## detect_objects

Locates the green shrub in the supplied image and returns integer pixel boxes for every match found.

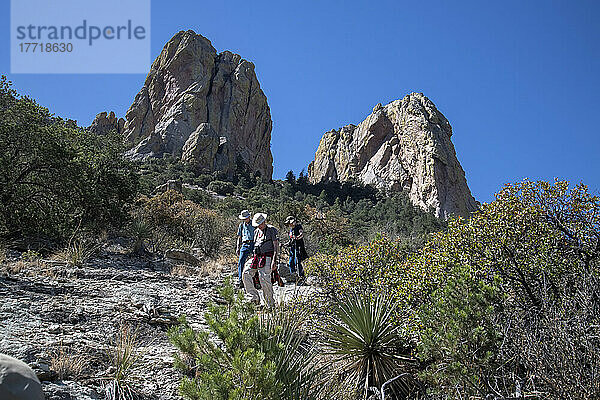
[0,76,138,240]
[207,180,235,196]
[135,190,232,257]
[304,207,354,254]
[137,156,196,195]
[304,236,433,319]
[412,179,600,399]
[21,249,41,262]
[418,265,505,397]
[182,187,214,207]
[167,280,328,400]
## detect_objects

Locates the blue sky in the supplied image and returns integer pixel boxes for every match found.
[2,0,599,203]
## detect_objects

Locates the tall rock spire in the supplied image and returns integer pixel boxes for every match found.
[308,93,477,219]
[122,30,273,179]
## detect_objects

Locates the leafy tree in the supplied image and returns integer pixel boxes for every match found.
[0,76,138,240]
[413,179,600,398]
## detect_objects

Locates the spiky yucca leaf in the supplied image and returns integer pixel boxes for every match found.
[325,292,408,397]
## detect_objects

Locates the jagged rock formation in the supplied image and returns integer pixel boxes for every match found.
[122,30,273,179]
[89,111,125,135]
[308,93,477,219]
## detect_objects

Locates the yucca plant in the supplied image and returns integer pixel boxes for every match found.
[128,217,151,254]
[324,292,414,399]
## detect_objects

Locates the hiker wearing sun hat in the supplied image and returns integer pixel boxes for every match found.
[285,215,308,284]
[242,212,279,307]
[236,209,255,288]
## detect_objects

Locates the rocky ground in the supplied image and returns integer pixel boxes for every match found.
[0,243,315,400]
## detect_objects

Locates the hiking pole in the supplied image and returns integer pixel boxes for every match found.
[380,373,412,400]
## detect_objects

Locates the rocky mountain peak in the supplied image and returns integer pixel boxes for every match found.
[96,30,273,179]
[308,93,477,219]
[89,111,125,135]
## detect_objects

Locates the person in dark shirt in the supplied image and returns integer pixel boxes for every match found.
[242,212,279,307]
[285,216,307,284]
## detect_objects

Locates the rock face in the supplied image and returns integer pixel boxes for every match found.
[308,93,477,219]
[89,111,125,135]
[0,353,44,400]
[123,30,273,179]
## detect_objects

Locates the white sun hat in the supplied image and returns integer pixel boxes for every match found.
[252,212,267,227]
[238,209,251,220]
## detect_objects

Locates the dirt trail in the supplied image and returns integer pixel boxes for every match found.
[0,244,316,400]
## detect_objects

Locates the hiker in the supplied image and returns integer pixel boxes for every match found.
[242,212,279,307]
[236,209,255,288]
[285,216,308,284]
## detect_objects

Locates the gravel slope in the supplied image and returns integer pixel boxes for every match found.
[0,245,315,400]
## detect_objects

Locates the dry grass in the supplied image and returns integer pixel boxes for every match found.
[104,322,147,400]
[3,260,30,275]
[50,343,87,380]
[215,249,238,279]
[169,257,224,278]
[200,259,224,277]
[169,263,197,277]
[216,250,237,266]
[62,238,100,267]
[1,259,62,279]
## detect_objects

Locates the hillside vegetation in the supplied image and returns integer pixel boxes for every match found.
[2,76,599,400]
